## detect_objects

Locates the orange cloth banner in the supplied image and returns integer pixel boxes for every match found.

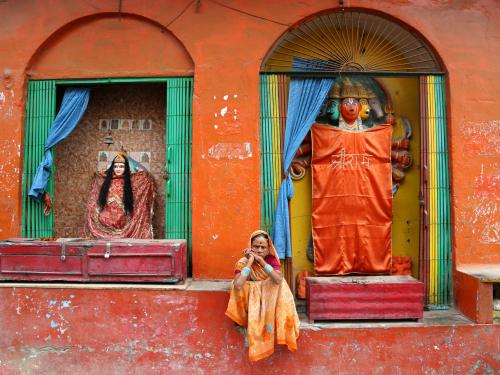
[311,124,392,275]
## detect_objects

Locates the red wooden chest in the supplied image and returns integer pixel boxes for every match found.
[306,275,423,322]
[0,238,187,283]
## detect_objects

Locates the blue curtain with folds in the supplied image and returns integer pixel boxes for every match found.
[29,88,90,201]
[272,78,334,258]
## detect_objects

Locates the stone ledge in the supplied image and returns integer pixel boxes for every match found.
[457,264,500,282]
[300,308,473,330]
[0,281,477,329]
[0,279,232,292]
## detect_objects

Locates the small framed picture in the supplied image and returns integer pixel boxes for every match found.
[110,119,120,130]
[141,119,152,130]
[131,119,141,130]
[98,151,108,162]
[120,119,132,130]
[141,152,150,163]
[99,119,109,130]
[97,151,110,172]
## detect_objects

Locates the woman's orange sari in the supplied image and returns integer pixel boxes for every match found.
[225,230,300,361]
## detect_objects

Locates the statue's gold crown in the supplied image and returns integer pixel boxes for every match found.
[329,81,341,99]
[328,78,377,99]
[114,151,127,163]
[340,77,357,98]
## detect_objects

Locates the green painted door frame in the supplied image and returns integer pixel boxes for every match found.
[22,78,193,270]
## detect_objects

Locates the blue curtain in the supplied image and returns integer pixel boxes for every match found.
[272,78,334,258]
[29,88,90,201]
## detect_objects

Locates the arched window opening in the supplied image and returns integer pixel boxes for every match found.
[262,11,442,74]
[260,10,450,308]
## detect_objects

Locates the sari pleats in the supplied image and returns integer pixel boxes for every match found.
[226,274,299,361]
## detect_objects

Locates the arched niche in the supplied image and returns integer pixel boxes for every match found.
[27,13,194,79]
[22,14,194,254]
[259,9,450,308]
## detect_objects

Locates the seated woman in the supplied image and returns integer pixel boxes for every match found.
[83,152,156,239]
[225,230,300,361]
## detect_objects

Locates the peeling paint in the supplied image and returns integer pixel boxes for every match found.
[207,142,252,160]
[21,346,69,360]
[457,162,499,245]
[461,120,499,156]
[59,301,71,309]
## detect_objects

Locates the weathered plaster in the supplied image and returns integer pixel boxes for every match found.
[0,287,498,374]
[0,1,499,278]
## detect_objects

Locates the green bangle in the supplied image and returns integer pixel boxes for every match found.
[264,264,273,274]
[241,267,250,276]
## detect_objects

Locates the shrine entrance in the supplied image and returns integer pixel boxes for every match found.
[21,77,193,264]
[17,13,195,275]
[259,10,451,308]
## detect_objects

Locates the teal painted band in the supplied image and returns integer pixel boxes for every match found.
[23,80,56,237]
[55,77,193,85]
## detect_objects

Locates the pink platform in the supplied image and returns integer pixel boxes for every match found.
[306,275,424,322]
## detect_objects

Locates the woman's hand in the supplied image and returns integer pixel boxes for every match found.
[247,253,255,266]
[233,252,254,291]
[243,248,253,258]
[252,253,266,266]
[251,251,282,285]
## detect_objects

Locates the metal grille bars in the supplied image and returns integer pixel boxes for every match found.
[262,11,441,74]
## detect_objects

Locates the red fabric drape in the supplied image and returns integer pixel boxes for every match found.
[83,171,155,239]
[311,124,392,275]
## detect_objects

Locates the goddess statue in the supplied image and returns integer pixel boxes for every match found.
[83,151,156,239]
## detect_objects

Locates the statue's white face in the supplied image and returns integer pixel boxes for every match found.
[113,162,125,176]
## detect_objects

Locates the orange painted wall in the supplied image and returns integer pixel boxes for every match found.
[0,287,498,373]
[0,0,498,280]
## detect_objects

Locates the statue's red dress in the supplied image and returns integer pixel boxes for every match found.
[83,170,156,239]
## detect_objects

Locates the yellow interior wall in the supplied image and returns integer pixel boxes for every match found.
[290,77,421,279]
[382,77,421,277]
[290,168,314,276]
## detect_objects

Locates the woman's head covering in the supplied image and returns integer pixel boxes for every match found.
[249,230,280,263]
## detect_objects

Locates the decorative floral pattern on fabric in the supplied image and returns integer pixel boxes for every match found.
[83,171,155,239]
